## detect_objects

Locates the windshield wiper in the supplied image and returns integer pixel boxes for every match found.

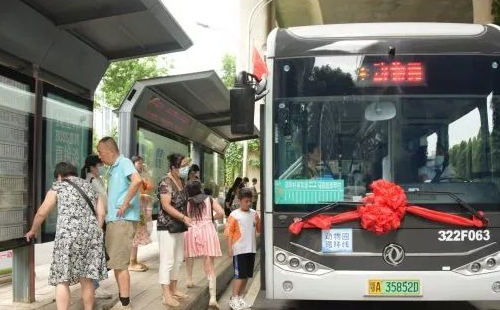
[299,201,359,221]
[406,190,489,225]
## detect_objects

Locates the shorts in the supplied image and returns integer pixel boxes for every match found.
[105,221,137,270]
[233,253,255,279]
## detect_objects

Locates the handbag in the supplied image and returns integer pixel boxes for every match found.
[166,217,188,233]
[164,176,188,234]
[63,178,110,261]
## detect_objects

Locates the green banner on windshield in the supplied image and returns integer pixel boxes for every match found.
[274,179,344,204]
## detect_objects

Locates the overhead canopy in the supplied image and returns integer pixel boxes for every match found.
[1,0,192,92]
[120,70,259,153]
[274,0,473,28]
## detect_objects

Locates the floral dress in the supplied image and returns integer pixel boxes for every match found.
[48,176,107,286]
[133,178,154,246]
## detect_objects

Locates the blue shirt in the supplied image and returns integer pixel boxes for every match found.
[107,155,139,222]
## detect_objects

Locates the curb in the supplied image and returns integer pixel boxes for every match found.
[0,274,12,286]
[180,253,235,310]
[181,234,262,310]
[99,296,119,310]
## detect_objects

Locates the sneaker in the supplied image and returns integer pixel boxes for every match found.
[94,287,112,299]
[237,296,251,309]
[109,301,132,310]
[229,296,243,310]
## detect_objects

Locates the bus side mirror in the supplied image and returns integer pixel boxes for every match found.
[230,84,255,134]
[230,71,268,135]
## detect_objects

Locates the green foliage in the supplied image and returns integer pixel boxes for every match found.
[92,127,118,154]
[0,268,11,276]
[92,131,100,153]
[247,139,260,169]
[472,134,488,174]
[220,54,241,186]
[248,139,260,153]
[108,126,118,140]
[492,0,500,24]
[221,54,236,89]
[224,142,243,186]
[311,64,356,95]
[219,55,260,184]
[491,99,500,172]
[98,57,168,108]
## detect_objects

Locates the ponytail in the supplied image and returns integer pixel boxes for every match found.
[80,165,90,179]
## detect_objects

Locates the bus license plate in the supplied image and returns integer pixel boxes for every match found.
[368,280,421,296]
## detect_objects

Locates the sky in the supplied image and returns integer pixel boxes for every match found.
[161,0,241,76]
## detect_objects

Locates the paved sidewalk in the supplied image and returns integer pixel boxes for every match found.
[0,223,234,310]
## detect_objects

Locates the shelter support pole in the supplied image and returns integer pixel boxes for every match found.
[12,246,35,302]
[472,0,493,23]
[13,67,42,303]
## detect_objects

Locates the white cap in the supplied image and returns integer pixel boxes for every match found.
[420,136,428,146]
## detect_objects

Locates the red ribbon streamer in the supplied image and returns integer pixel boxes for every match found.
[289,179,487,235]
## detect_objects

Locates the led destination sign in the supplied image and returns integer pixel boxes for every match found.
[357,61,425,85]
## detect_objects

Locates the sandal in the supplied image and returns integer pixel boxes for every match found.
[163,295,180,307]
[128,263,148,272]
[173,291,190,299]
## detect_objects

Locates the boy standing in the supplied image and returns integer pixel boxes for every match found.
[225,188,261,310]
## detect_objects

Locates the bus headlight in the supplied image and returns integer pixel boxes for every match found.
[453,250,500,276]
[304,262,316,272]
[289,258,300,268]
[470,262,481,273]
[486,258,496,269]
[276,252,287,264]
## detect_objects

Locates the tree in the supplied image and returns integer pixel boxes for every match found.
[220,54,236,88]
[491,97,500,173]
[97,56,169,109]
[220,54,240,186]
[492,0,500,24]
[247,139,260,169]
[220,54,261,186]
[224,142,243,186]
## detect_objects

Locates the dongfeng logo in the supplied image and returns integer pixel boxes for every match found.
[383,244,405,266]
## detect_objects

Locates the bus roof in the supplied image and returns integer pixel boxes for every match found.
[287,23,485,39]
[267,23,500,58]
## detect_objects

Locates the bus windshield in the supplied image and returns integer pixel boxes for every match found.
[273,54,500,212]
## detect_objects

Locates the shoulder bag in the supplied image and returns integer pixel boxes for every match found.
[163,176,188,234]
[63,179,96,217]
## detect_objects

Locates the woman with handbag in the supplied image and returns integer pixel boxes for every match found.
[157,153,193,307]
[184,179,224,308]
[25,162,107,310]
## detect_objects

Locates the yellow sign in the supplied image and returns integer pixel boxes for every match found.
[368,279,421,296]
[368,280,383,295]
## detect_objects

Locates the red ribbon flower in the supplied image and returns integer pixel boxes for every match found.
[289,179,486,235]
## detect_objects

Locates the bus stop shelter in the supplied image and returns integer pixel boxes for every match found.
[0,0,192,302]
[118,70,259,159]
[116,70,259,207]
